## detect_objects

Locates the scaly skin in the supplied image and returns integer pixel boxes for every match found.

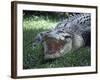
[32,13,91,59]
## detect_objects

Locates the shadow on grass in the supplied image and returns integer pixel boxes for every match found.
[23,28,91,69]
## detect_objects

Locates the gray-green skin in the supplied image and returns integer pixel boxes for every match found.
[32,13,91,59]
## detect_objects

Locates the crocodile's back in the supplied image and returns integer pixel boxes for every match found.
[55,13,91,34]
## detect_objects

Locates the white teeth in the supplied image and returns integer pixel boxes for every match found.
[61,37,64,40]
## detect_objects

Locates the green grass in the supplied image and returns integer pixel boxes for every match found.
[23,14,91,69]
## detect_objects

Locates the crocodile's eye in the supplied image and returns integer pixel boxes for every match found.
[57,30,64,33]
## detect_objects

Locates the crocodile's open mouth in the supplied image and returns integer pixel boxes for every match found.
[43,37,66,59]
[46,38,65,53]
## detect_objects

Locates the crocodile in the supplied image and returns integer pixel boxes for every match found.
[32,13,91,59]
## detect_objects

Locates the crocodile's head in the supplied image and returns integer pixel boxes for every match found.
[43,29,72,59]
